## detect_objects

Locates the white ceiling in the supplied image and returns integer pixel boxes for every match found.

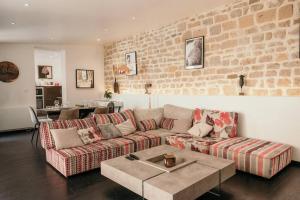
[0,0,233,44]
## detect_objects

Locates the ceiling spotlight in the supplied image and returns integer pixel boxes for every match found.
[96,38,101,42]
[11,22,16,25]
[132,16,136,20]
[24,3,30,7]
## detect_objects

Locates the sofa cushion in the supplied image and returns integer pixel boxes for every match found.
[160,117,175,130]
[210,137,292,178]
[163,104,194,121]
[40,117,99,149]
[94,109,137,128]
[124,132,161,151]
[139,119,157,132]
[77,127,101,144]
[98,124,122,139]
[166,133,224,154]
[194,108,238,138]
[142,129,176,144]
[45,130,164,177]
[115,119,136,136]
[171,119,192,134]
[46,137,136,176]
[134,108,163,130]
[50,128,84,150]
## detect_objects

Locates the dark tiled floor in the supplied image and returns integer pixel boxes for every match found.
[0,131,299,200]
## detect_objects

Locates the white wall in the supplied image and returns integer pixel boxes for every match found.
[0,44,36,130]
[0,43,105,131]
[114,94,300,162]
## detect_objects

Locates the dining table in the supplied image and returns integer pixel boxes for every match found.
[37,106,101,119]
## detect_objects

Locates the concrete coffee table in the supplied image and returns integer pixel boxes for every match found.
[101,145,235,200]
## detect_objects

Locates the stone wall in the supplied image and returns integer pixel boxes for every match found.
[104,0,300,96]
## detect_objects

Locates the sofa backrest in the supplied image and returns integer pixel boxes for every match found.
[194,108,238,138]
[93,109,137,128]
[163,104,194,120]
[40,117,98,149]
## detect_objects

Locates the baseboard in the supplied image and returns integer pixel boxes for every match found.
[0,127,33,134]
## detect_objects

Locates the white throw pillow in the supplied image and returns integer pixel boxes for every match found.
[188,122,213,137]
[115,119,136,136]
[51,128,84,150]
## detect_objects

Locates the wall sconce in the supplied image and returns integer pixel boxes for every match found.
[145,83,152,108]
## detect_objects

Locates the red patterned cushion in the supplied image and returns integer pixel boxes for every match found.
[93,109,137,128]
[40,117,99,149]
[160,117,175,130]
[139,119,157,132]
[194,108,238,138]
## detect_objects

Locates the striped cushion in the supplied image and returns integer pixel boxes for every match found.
[93,109,137,128]
[165,134,224,154]
[46,132,162,177]
[160,117,175,130]
[139,119,157,132]
[46,138,135,177]
[210,137,292,178]
[40,118,99,149]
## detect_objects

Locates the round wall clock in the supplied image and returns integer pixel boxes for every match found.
[0,61,19,83]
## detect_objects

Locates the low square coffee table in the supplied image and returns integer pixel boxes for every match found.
[101,145,235,200]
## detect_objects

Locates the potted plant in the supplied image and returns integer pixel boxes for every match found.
[104,89,113,101]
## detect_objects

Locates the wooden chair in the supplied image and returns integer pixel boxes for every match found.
[28,106,52,146]
[107,101,115,113]
[94,107,108,114]
[58,108,79,120]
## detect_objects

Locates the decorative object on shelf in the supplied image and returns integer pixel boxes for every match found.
[113,78,120,94]
[164,154,176,168]
[38,65,53,79]
[76,69,94,88]
[185,36,204,69]
[0,61,19,83]
[125,51,137,75]
[104,89,113,100]
[112,65,120,94]
[239,74,245,96]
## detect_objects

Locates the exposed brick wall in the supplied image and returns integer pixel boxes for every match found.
[104,0,300,96]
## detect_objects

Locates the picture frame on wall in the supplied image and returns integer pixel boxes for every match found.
[185,36,204,69]
[125,51,137,75]
[76,69,94,88]
[38,65,53,79]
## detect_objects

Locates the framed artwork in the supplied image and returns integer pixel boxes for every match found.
[185,36,204,69]
[38,65,53,79]
[125,51,137,75]
[76,69,94,88]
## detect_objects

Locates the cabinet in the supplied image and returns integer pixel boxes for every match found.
[36,86,62,108]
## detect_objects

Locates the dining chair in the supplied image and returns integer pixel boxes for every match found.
[28,106,52,146]
[58,108,79,120]
[94,107,108,114]
[107,101,115,113]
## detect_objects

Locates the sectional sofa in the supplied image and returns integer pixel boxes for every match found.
[40,104,292,179]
